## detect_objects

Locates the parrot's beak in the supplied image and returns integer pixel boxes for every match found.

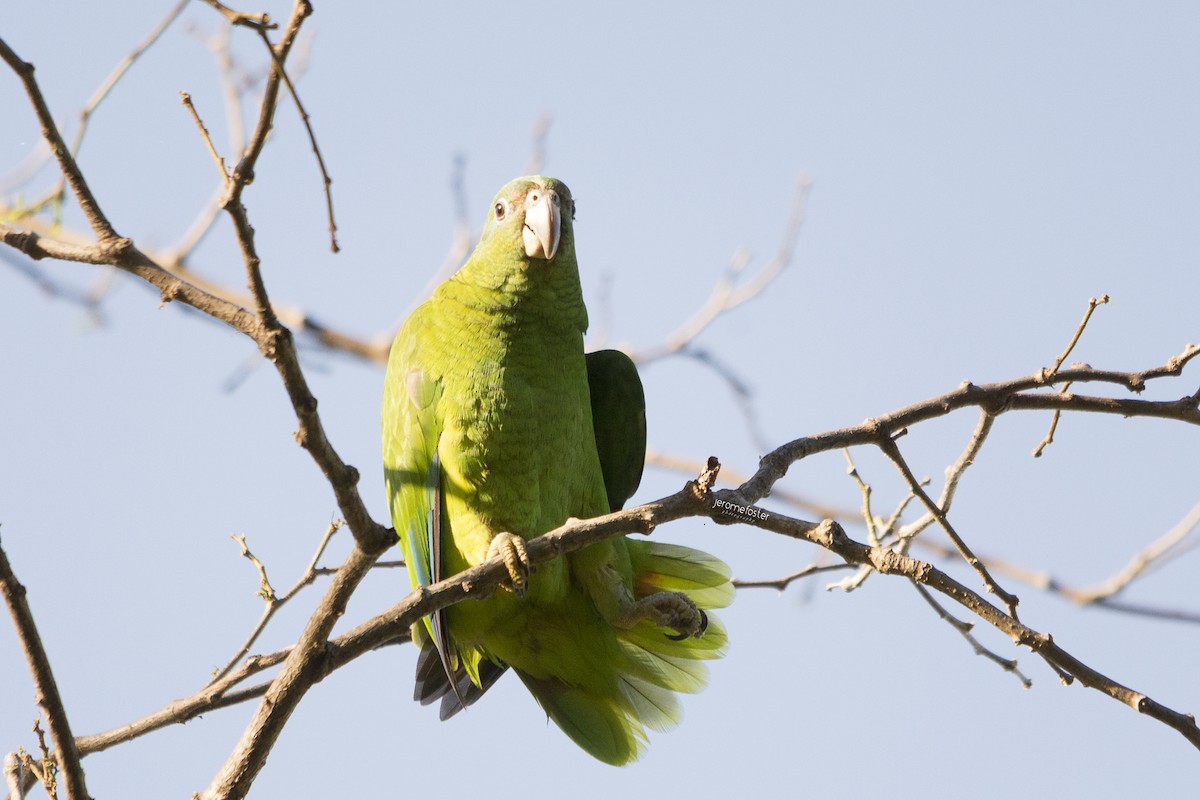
[522,187,561,260]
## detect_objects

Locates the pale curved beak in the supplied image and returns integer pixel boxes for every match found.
[522,187,561,260]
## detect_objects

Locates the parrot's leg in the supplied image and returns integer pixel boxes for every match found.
[613,591,709,640]
[487,532,531,595]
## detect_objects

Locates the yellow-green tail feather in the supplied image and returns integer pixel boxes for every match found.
[518,539,733,765]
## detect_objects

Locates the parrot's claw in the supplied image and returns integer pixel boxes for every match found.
[664,609,708,641]
[488,532,531,596]
[615,591,708,640]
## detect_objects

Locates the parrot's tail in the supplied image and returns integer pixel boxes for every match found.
[516,540,733,765]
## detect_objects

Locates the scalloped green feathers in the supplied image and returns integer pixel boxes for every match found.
[382,176,732,765]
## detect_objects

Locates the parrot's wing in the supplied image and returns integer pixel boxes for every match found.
[586,349,647,511]
[382,345,464,707]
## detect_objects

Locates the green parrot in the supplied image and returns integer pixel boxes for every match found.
[382,175,732,765]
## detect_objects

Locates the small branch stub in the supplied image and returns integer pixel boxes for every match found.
[693,456,721,498]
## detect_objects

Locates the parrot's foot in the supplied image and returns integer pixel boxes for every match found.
[614,591,708,640]
[487,532,531,596]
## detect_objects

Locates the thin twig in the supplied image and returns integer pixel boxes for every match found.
[2,0,189,207]
[829,411,995,594]
[878,436,1021,620]
[1071,499,1200,603]
[913,500,1200,620]
[1048,295,1110,377]
[253,26,338,252]
[737,347,1200,510]
[180,92,232,183]
[199,0,277,31]
[733,563,852,591]
[632,176,812,363]
[163,25,251,265]
[913,583,1032,688]
[1033,295,1110,457]
[28,723,55,800]
[826,468,927,594]
[843,449,879,546]
[66,0,191,175]
[1030,408,1064,458]
[209,521,343,684]
[200,544,381,799]
[895,409,996,549]
[231,534,276,601]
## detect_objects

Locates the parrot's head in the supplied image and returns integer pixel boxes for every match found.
[456,175,587,331]
[479,175,576,267]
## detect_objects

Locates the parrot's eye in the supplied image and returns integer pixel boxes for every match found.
[570,200,576,220]
[494,202,507,221]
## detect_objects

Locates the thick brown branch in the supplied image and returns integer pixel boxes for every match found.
[0,540,89,800]
[198,542,379,800]
[0,38,119,243]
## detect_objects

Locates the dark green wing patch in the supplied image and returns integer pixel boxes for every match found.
[585,349,647,512]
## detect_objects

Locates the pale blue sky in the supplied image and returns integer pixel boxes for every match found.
[2,2,1198,797]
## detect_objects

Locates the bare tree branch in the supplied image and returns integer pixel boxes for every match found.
[0,38,121,244]
[914,499,1200,623]
[825,448,927,592]
[879,436,1021,619]
[0,539,88,800]
[0,0,190,208]
[912,582,1032,688]
[733,563,852,590]
[251,23,338,252]
[629,175,812,364]
[645,448,856,521]
[210,520,344,684]
[737,348,1200,506]
[198,543,381,799]
[1070,499,1200,604]
[1033,294,1111,457]
[180,91,233,184]
[198,0,277,32]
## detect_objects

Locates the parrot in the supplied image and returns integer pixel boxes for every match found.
[381,175,733,765]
